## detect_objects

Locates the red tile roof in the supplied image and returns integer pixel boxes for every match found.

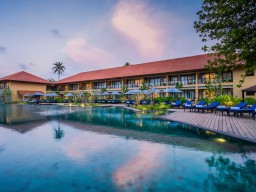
[0,71,49,84]
[56,54,214,84]
[17,90,44,95]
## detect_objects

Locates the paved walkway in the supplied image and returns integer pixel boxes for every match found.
[162,109,256,143]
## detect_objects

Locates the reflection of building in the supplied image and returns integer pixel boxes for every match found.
[54,54,256,101]
[0,71,49,101]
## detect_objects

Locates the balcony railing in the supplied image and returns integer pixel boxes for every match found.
[169,80,196,85]
[68,87,78,91]
[146,82,166,87]
[92,86,106,89]
[106,85,121,89]
[125,84,141,88]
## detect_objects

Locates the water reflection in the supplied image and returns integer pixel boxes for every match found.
[205,155,256,191]
[0,105,256,191]
[54,122,64,141]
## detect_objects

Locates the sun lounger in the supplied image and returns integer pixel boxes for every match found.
[184,101,206,111]
[196,102,220,113]
[182,101,192,108]
[171,100,182,108]
[229,104,256,117]
[215,102,248,115]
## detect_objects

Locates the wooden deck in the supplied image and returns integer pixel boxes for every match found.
[162,109,256,143]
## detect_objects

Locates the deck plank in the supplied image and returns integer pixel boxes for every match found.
[164,109,256,143]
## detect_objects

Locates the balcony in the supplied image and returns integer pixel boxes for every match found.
[106,85,121,89]
[147,82,166,87]
[125,84,141,88]
[92,86,106,89]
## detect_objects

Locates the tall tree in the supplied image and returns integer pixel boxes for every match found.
[194,0,256,74]
[52,62,66,80]
[124,62,131,66]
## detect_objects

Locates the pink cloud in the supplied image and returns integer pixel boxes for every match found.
[63,38,113,68]
[113,143,165,188]
[112,0,167,58]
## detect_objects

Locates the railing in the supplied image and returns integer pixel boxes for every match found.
[106,85,121,89]
[146,82,166,87]
[125,84,141,88]
[169,80,196,85]
[68,87,78,91]
[92,86,106,89]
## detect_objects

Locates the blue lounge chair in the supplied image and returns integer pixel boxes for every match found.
[229,104,256,117]
[165,100,170,105]
[184,101,206,112]
[171,100,182,108]
[215,102,248,115]
[182,101,192,108]
[196,102,220,113]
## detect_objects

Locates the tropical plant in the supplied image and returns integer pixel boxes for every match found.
[140,81,149,91]
[175,82,183,89]
[3,88,12,103]
[205,74,223,98]
[100,87,107,94]
[194,0,256,75]
[52,62,66,80]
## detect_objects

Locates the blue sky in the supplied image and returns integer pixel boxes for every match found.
[0,0,204,80]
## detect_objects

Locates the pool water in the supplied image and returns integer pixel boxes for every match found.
[0,104,255,192]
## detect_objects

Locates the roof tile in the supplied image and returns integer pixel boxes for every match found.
[56,54,214,84]
[0,71,49,84]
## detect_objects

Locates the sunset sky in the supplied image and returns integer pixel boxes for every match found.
[0,0,204,80]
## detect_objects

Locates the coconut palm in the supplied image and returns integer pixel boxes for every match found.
[52,62,66,80]
[124,62,131,66]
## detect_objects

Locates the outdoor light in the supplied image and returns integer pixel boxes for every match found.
[215,138,226,143]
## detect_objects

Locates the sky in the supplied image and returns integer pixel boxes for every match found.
[0,0,204,80]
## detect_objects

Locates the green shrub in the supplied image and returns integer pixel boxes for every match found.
[55,97,65,103]
[244,98,256,105]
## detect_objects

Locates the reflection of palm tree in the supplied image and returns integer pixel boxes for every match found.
[54,122,64,140]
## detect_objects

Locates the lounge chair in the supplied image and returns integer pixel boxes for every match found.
[215,102,248,115]
[229,104,256,117]
[196,102,220,113]
[184,101,206,112]
[182,101,192,108]
[171,100,182,108]
[165,100,170,105]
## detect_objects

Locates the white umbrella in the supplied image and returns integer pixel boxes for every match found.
[163,88,183,93]
[111,91,121,95]
[124,89,142,95]
[65,93,74,97]
[51,93,59,97]
[101,92,111,96]
[44,93,53,97]
[33,92,44,96]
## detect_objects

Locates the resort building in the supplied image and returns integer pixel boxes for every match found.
[1,54,255,102]
[0,71,49,101]
[54,54,256,101]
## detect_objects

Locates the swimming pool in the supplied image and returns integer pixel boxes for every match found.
[0,104,255,191]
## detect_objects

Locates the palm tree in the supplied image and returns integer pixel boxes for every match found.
[124,62,131,66]
[52,62,66,80]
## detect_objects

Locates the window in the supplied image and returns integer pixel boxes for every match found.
[181,90,195,99]
[95,82,106,89]
[222,72,233,82]
[180,74,196,85]
[148,77,166,86]
[126,79,141,88]
[169,76,179,85]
